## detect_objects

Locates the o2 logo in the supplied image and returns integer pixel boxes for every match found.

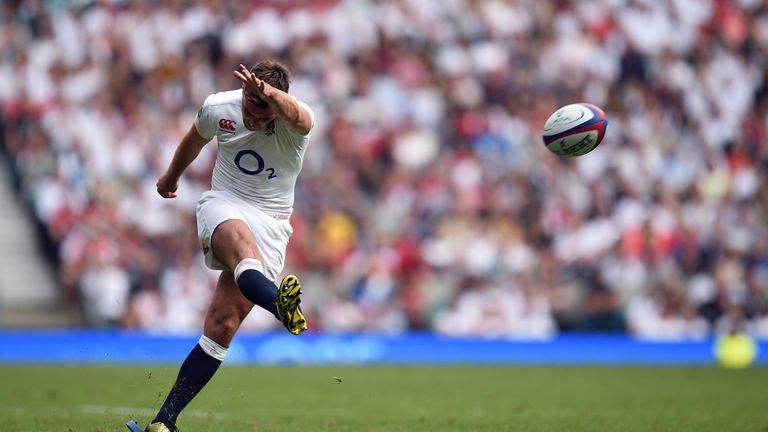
[234,150,277,179]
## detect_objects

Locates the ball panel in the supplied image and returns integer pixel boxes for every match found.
[580,103,606,119]
[542,104,595,136]
[543,118,604,145]
[545,124,604,157]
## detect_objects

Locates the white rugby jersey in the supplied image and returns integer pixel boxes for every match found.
[194,89,313,215]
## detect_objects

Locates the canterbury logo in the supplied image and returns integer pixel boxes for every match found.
[218,119,236,134]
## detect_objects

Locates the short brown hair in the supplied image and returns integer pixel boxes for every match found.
[249,60,291,93]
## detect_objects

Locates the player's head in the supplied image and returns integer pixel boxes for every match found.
[241,60,291,131]
[250,60,291,93]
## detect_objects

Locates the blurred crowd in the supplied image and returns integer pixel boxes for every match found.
[1,0,767,340]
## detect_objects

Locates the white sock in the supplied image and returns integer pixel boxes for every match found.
[198,335,228,361]
[234,258,264,281]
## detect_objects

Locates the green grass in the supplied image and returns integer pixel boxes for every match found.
[0,365,766,431]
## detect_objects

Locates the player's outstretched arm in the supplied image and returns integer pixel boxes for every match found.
[233,64,312,135]
[157,124,210,199]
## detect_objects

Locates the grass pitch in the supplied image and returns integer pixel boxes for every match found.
[0,365,766,431]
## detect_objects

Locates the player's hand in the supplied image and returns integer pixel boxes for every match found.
[156,173,178,199]
[233,64,273,99]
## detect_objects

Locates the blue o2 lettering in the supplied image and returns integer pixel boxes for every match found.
[234,150,276,178]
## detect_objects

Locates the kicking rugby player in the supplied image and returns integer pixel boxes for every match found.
[129,60,313,432]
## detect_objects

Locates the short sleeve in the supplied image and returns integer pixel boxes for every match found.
[297,99,315,134]
[276,97,314,138]
[193,95,217,140]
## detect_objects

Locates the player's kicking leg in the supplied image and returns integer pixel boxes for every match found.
[213,219,307,335]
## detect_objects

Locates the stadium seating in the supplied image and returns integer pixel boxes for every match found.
[0,0,766,339]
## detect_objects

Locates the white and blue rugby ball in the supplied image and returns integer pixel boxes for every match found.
[542,103,608,157]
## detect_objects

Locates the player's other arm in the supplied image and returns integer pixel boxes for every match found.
[234,64,313,135]
[157,125,210,198]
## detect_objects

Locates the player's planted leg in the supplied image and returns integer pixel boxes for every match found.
[150,336,227,431]
[143,274,250,431]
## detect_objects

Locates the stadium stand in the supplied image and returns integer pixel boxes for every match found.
[0,162,78,326]
[0,0,766,339]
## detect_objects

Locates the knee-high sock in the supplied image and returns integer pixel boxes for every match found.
[234,258,278,318]
[153,336,227,427]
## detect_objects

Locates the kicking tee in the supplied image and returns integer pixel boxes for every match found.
[194,89,313,215]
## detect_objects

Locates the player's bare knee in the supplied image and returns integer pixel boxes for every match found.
[205,312,240,344]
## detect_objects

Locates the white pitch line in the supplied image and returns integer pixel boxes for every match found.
[0,404,229,420]
[0,406,73,417]
[80,404,230,420]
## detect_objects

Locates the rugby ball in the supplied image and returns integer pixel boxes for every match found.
[542,103,608,157]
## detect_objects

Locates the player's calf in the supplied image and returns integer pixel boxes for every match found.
[234,258,280,317]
